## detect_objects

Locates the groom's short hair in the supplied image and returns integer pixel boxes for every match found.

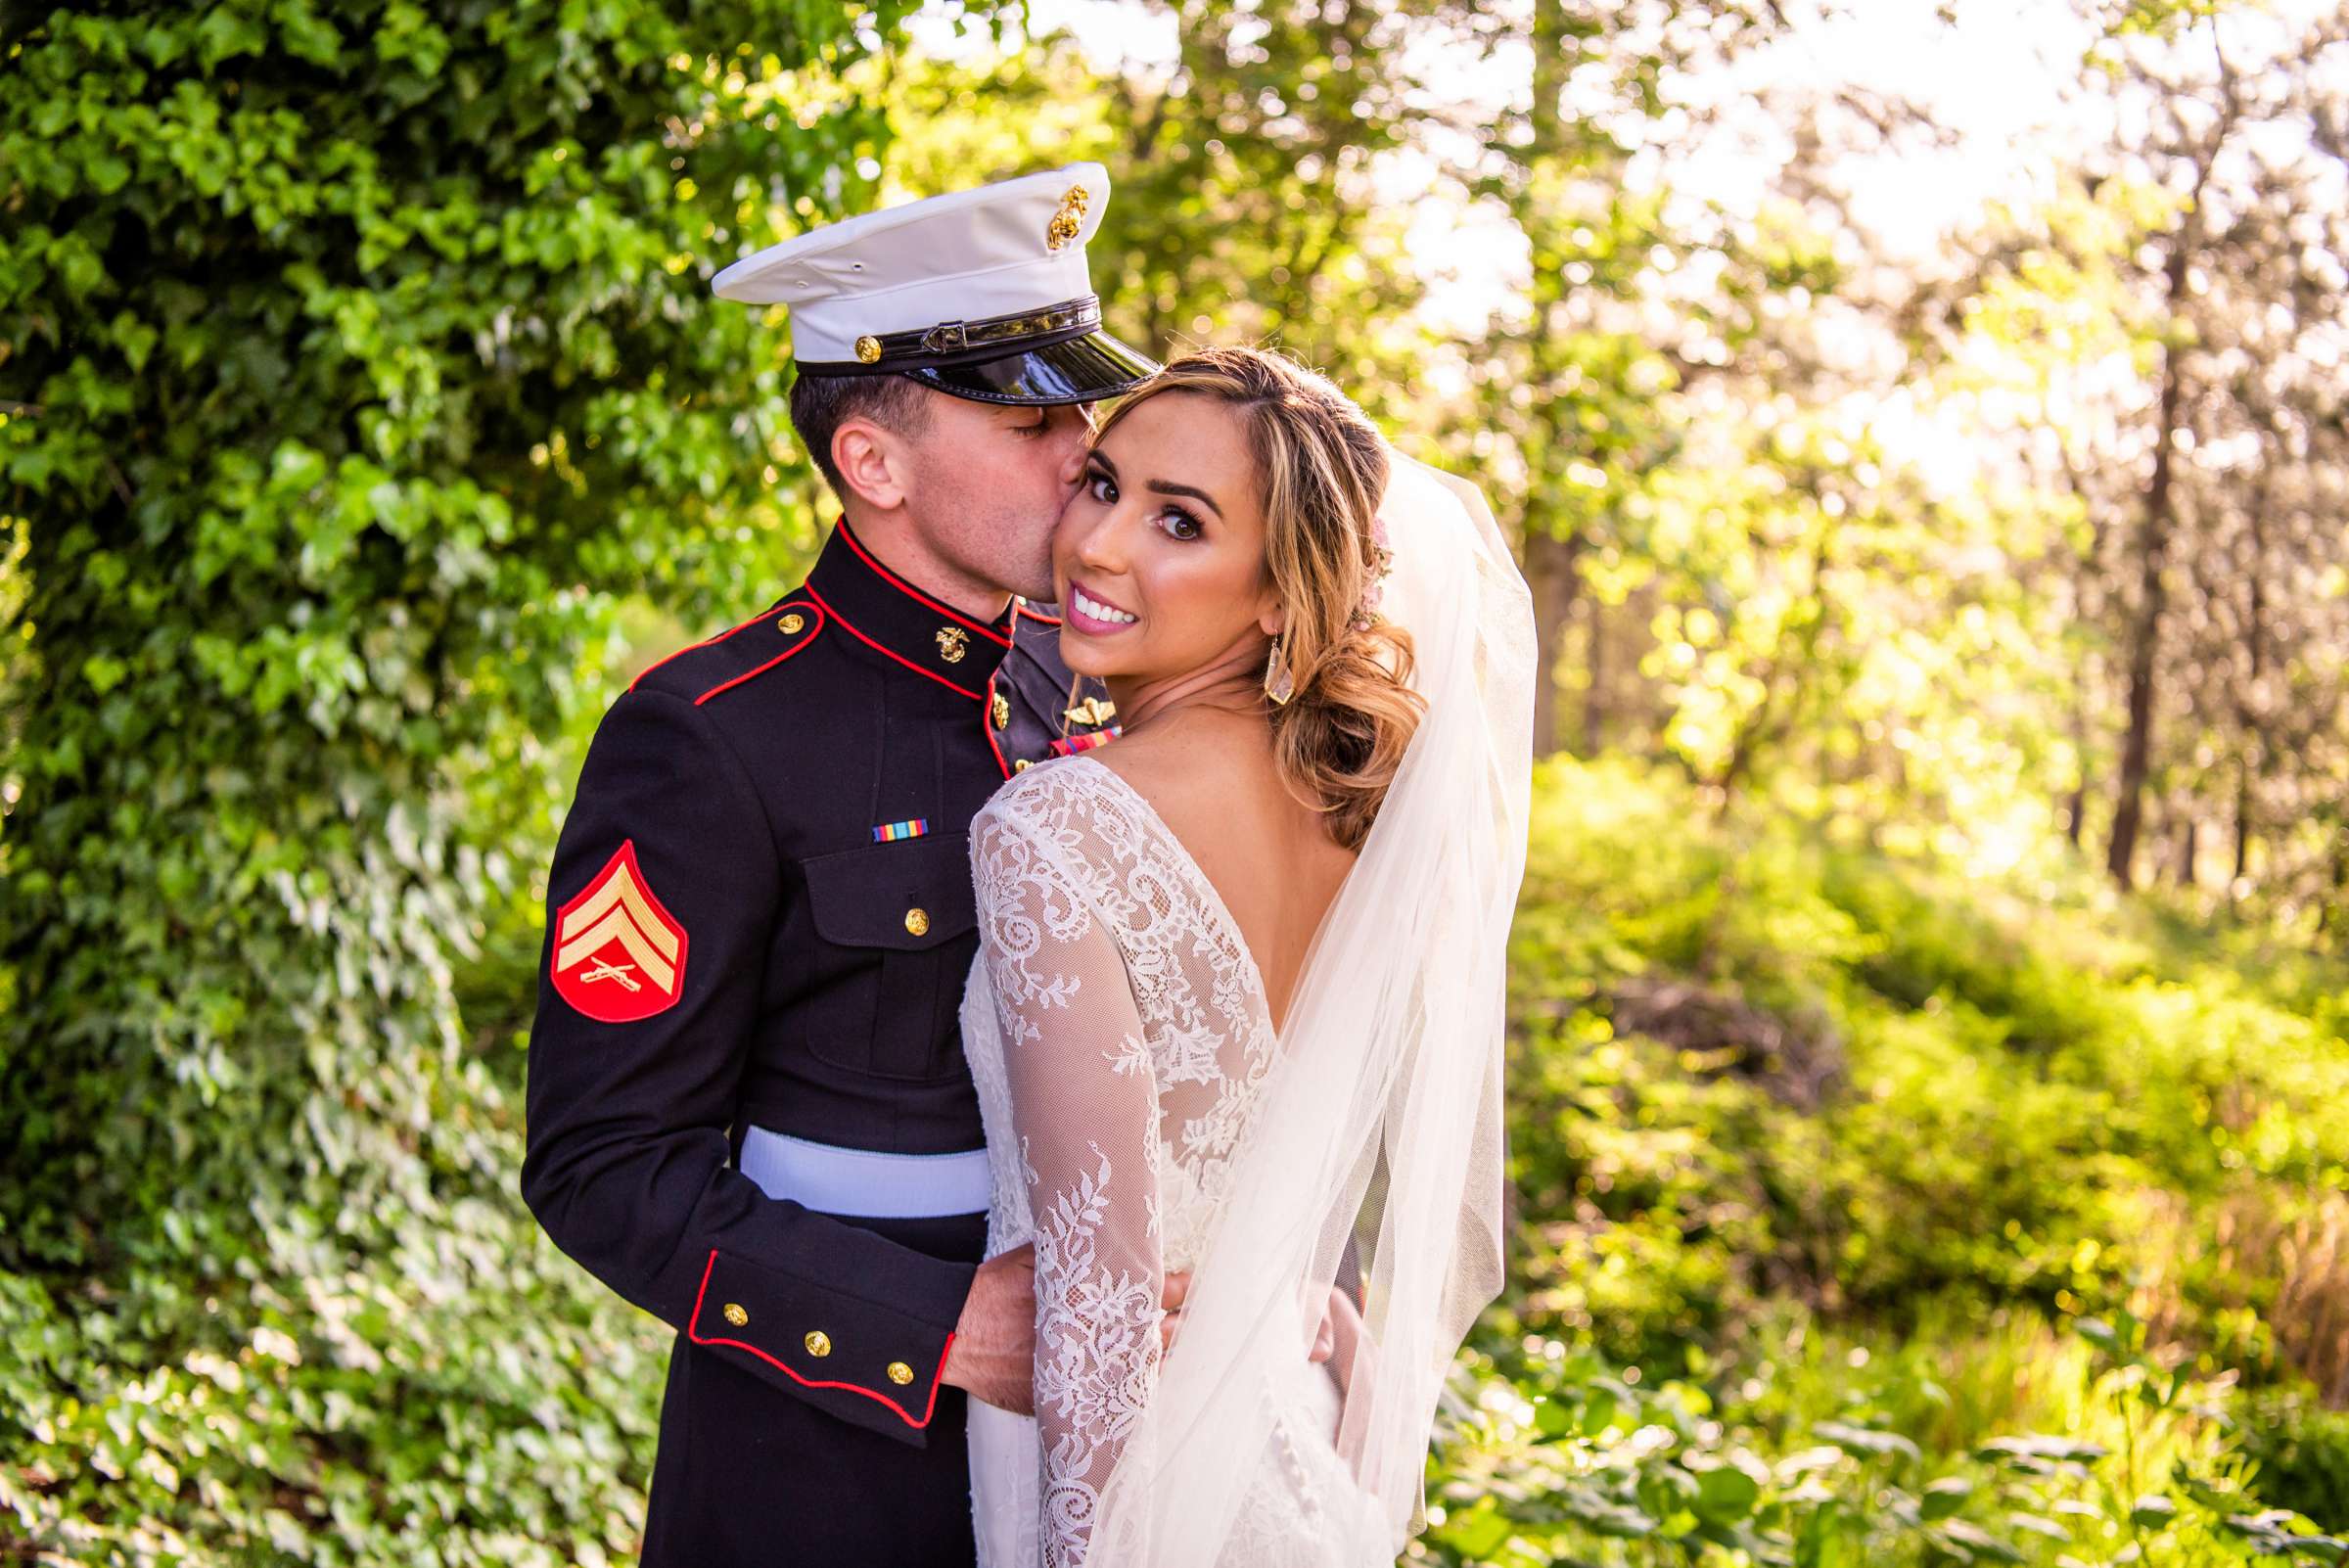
[788,370,934,499]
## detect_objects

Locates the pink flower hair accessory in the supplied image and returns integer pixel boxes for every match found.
[1351,513,1396,632]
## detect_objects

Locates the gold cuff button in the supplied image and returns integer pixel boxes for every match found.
[778,612,806,634]
[804,1330,832,1358]
[887,1360,915,1386]
[721,1302,749,1327]
[903,907,931,938]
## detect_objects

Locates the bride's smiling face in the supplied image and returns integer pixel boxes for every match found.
[1052,392,1283,683]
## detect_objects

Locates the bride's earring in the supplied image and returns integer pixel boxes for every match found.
[1263,635,1296,707]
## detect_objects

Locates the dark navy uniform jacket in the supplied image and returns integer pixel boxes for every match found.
[521,518,1112,1566]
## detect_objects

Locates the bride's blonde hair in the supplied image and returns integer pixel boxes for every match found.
[1094,346,1424,852]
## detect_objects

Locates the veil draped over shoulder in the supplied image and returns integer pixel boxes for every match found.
[1087,453,1536,1563]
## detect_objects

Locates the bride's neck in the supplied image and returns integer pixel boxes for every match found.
[1105,640,1268,735]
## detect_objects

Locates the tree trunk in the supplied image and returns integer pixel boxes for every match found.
[2234,471,2270,889]
[2106,239,2191,889]
[1525,529,1579,758]
[1582,591,1607,756]
[2064,691,2091,848]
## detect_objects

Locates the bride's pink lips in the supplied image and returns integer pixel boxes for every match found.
[1064,578,1139,636]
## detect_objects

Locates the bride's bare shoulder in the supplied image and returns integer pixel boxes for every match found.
[1083,725,1226,821]
[1084,720,1307,857]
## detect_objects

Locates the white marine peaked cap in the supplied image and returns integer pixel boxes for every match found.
[712,161,1159,405]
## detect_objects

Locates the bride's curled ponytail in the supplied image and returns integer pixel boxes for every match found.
[1098,346,1424,851]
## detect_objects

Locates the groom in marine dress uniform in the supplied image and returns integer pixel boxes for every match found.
[520,165,1159,1565]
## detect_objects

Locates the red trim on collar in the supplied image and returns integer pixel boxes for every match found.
[687,1250,953,1430]
[835,519,1013,648]
[628,602,794,694]
[694,598,825,706]
[803,583,987,701]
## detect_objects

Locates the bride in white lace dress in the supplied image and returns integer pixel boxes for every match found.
[960,347,1533,1567]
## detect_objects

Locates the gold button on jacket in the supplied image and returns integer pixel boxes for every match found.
[886,1360,915,1385]
[804,1329,832,1358]
[721,1302,749,1327]
[903,907,930,937]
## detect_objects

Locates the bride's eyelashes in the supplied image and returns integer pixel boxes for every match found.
[1155,504,1204,542]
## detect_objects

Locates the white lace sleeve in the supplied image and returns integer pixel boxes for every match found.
[972,793,1163,1568]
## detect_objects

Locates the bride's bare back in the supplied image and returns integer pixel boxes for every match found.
[1091,708,1358,1035]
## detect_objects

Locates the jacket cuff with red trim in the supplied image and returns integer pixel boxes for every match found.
[685,1248,967,1448]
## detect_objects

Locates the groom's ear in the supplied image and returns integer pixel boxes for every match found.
[832,420,910,512]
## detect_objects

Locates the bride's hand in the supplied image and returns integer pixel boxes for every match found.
[945,1242,1036,1414]
[1313,1284,1365,1395]
[1158,1268,1190,1353]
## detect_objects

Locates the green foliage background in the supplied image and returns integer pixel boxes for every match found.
[3,2,2346,1566]
[0,3,949,1560]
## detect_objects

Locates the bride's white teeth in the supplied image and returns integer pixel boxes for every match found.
[1075,589,1136,625]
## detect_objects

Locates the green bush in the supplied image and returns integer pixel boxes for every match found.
[2244,1391,2349,1534]
[0,4,983,1560]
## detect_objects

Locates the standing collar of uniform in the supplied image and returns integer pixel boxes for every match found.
[802,517,1017,701]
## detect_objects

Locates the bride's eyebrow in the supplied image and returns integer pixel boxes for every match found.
[1147,479,1223,519]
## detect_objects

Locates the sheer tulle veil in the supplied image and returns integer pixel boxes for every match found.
[1087,452,1536,1563]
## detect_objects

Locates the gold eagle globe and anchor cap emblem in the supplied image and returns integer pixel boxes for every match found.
[1044,184,1089,252]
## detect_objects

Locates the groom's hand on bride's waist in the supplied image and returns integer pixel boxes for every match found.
[944,1243,1042,1415]
[945,1244,1199,1413]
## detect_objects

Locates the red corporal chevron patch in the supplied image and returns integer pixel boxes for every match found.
[550,840,689,1023]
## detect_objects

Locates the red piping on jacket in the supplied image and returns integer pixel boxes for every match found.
[686,1250,954,1430]
[629,603,793,694]
[803,583,987,702]
[1015,600,1063,627]
[694,599,825,706]
[834,519,1013,648]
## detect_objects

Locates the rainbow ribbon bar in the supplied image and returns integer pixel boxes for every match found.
[872,818,931,843]
[1050,727,1122,759]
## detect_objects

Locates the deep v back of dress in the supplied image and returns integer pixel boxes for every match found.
[960,754,1358,1568]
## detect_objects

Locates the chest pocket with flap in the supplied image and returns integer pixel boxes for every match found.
[797,833,978,1081]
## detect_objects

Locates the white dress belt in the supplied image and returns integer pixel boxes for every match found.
[737,1125,992,1219]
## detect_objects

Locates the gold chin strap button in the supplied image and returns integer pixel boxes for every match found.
[722,1303,749,1327]
[804,1330,832,1358]
[886,1360,915,1386]
[903,907,931,938]
[778,612,806,635]
[854,335,882,364]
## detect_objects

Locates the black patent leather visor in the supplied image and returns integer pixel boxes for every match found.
[909,329,1161,406]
